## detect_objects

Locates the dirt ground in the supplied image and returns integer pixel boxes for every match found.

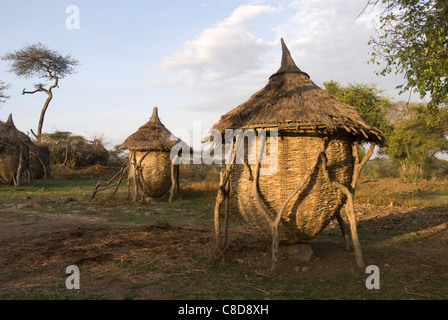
[1,197,447,299]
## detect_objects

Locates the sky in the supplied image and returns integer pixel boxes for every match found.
[0,0,421,150]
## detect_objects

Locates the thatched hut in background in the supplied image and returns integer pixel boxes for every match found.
[41,131,109,168]
[119,107,186,202]
[0,114,40,186]
[212,39,385,273]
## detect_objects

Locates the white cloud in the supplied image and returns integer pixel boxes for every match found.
[152,0,410,121]
[272,0,407,99]
[160,4,277,85]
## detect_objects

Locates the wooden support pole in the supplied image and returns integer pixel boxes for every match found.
[321,142,375,267]
[252,135,327,275]
[16,149,23,187]
[176,163,181,201]
[335,205,351,251]
[169,154,180,203]
[214,139,237,250]
[214,166,234,249]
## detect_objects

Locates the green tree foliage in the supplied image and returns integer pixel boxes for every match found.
[2,43,78,142]
[323,80,393,137]
[387,105,448,178]
[367,0,448,113]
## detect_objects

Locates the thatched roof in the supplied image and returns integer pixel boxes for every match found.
[0,114,37,151]
[119,107,186,151]
[212,38,385,145]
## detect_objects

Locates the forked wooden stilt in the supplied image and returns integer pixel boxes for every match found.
[320,142,375,268]
[252,135,327,275]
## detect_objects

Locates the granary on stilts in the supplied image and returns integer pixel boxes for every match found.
[212,39,385,274]
[118,107,186,202]
[0,114,40,186]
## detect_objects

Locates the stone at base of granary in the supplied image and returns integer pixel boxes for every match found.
[280,243,314,261]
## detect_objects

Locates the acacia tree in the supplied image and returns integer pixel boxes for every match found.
[2,43,78,143]
[366,0,448,113]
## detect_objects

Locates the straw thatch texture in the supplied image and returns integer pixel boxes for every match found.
[212,40,384,146]
[120,107,181,152]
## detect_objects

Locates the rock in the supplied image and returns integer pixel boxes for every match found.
[301,267,310,272]
[279,243,314,262]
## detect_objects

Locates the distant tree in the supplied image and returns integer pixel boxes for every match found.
[366,0,448,114]
[2,43,78,143]
[0,80,10,107]
[387,105,448,178]
[385,100,425,125]
[323,80,393,137]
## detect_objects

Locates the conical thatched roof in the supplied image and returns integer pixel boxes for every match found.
[0,114,37,151]
[212,38,385,145]
[119,107,185,151]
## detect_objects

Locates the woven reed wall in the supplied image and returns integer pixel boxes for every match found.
[230,132,354,244]
[0,147,19,185]
[129,150,172,199]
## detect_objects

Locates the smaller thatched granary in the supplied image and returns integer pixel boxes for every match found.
[0,114,39,186]
[119,107,186,202]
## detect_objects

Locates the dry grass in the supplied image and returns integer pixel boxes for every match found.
[0,163,447,300]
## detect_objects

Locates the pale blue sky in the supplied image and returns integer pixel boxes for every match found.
[0,0,419,148]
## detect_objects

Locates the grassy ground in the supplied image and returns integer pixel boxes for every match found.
[0,164,447,300]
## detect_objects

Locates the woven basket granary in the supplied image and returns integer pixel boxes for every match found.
[119,107,186,200]
[128,150,172,199]
[231,133,354,244]
[212,39,385,247]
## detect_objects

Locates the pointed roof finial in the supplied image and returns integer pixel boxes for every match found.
[270,38,309,79]
[6,113,14,127]
[149,106,162,124]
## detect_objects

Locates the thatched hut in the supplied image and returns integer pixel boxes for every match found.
[119,107,186,202]
[212,39,385,273]
[0,114,39,186]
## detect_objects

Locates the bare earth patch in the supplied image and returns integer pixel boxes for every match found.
[0,191,447,299]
